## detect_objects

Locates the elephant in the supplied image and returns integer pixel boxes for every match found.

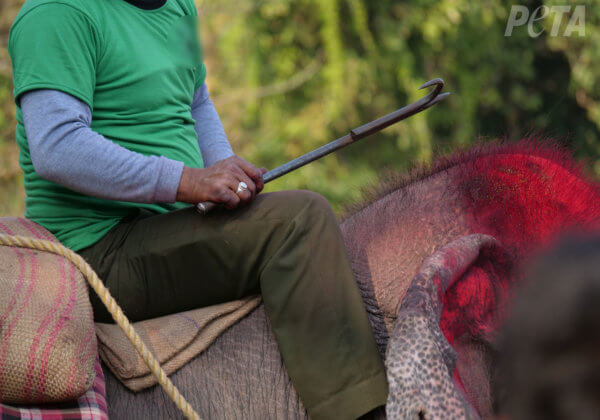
[102,140,600,419]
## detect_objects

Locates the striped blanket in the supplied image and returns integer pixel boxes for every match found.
[0,357,108,420]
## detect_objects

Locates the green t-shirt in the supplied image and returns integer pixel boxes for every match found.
[9,0,206,251]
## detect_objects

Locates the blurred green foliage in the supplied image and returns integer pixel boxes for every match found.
[0,0,598,216]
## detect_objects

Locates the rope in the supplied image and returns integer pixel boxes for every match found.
[0,233,201,420]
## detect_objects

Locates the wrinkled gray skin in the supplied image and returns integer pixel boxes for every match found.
[104,307,307,419]
[103,164,474,420]
[103,301,386,420]
[103,306,385,420]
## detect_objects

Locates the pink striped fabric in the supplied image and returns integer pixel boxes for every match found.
[0,356,108,420]
[0,218,97,405]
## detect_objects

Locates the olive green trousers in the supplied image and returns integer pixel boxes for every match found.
[80,190,388,420]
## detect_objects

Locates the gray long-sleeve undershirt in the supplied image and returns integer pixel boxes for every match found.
[20,83,233,203]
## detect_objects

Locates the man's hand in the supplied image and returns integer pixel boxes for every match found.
[176,156,267,209]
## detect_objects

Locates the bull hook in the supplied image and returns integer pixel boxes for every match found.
[197,78,450,213]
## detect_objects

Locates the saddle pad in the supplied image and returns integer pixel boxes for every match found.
[95,295,261,391]
[0,218,97,404]
[0,356,108,420]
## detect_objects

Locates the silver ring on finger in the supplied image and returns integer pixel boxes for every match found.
[236,181,249,195]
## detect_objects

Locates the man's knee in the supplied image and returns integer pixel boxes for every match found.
[264,190,334,221]
[295,190,333,213]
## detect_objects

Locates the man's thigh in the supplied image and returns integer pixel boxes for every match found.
[84,191,307,322]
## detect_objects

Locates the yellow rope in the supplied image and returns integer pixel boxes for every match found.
[0,233,201,420]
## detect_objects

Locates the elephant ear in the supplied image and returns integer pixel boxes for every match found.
[385,234,513,420]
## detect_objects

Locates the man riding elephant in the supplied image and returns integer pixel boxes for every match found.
[8,0,389,418]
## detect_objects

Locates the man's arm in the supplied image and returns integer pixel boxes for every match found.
[21,89,184,203]
[21,88,264,208]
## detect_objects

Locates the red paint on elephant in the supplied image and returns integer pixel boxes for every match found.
[434,141,600,408]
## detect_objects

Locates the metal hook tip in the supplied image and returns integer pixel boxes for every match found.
[433,91,451,101]
[422,91,451,109]
[418,78,445,90]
